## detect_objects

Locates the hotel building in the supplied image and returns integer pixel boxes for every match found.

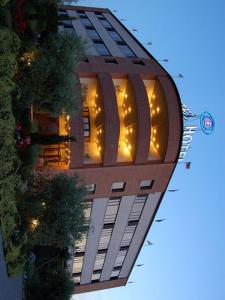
[39,5,183,294]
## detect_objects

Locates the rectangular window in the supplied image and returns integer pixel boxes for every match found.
[118,44,136,58]
[104,198,120,223]
[120,225,136,247]
[111,269,120,278]
[91,272,101,281]
[94,41,111,56]
[80,18,92,27]
[133,59,145,65]
[108,30,123,42]
[114,250,127,267]
[111,182,126,192]
[140,179,154,190]
[94,253,106,270]
[98,228,113,250]
[104,58,118,64]
[73,255,84,273]
[86,184,96,194]
[77,11,86,18]
[100,19,112,29]
[86,29,101,41]
[128,195,146,221]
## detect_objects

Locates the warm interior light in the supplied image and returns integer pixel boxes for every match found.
[99,146,102,151]
[125,138,128,142]
[100,128,102,134]
[98,107,101,112]
[150,103,153,108]
[152,94,155,99]
[126,128,129,134]
[125,93,128,98]
[128,107,131,112]
[129,128,133,133]
[153,137,155,142]
[128,144,132,150]
[125,110,127,115]
[152,110,155,115]
[157,107,160,112]
[156,144,159,149]
[153,128,157,134]
[96,94,98,98]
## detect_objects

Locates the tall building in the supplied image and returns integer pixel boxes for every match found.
[41,5,183,294]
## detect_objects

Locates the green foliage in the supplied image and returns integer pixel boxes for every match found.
[26,264,74,300]
[19,32,85,115]
[18,173,87,248]
[30,133,76,145]
[0,26,21,54]
[0,0,10,7]
[0,27,26,277]
[19,145,43,180]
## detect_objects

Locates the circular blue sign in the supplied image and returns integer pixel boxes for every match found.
[200,112,215,135]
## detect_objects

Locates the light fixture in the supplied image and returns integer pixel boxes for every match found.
[128,107,131,112]
[128,144,132,150]
[125,93,128,98]
[98,107,101,112]
[156,144,159,149]
[129,128,133,133]
[157,107,160,113]
[100,128,102,134]
[125,110,127,115]
[99,146,102,151]
[150,103,153,108]
[153,137,155,142]
[153,128,157,134]
[152,94,155,99]
[126,128,129,134]
[152,110,155,115]
[96,94,98,98]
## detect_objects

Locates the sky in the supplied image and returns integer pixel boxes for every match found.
[72,1,225,299]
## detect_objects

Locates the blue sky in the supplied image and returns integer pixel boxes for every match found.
[73,1,225,299]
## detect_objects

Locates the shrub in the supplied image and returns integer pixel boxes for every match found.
[19,32,85,115]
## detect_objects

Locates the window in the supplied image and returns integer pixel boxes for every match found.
[111,269,120,278]
[133,59,145,65]
[80,18,92,27]
[129,195,146,221]
[94,253,106,270]
[63,20,73,27]
[98,227,113,250]
[140,179,154,190]
[86,184,96,194]
[108,30,123,42]
[77,11,86,18]
[73,255,84,273]
[94,41,111,56]
[86,29,101,41]
[83,107,90,141]
[118,44,136,58]
[114,250,127,267]
[104,198,120,223]
[91,272,101,281]
[105,58,118,64]
[120,225,136,247]
[100,19,112,29]
[111,182,126,192]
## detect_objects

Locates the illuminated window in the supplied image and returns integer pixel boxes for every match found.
[140,179,154,190]
[111,182,126,192]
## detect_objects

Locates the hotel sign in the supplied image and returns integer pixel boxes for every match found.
[179,104,197,161]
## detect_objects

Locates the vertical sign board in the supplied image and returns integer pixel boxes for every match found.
[179,104,197,161]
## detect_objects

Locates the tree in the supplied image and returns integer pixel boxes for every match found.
[30,133,76,145]
[26,263,75,300]
[19,32,85,115]
[18,173,87,248]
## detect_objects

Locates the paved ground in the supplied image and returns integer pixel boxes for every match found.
[0,233,23,300]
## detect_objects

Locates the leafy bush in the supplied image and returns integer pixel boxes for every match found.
[18,173,87,248]
[0,0,10,7]
[19,32,85,115]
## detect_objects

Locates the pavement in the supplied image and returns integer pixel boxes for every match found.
[0,233,23,300]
